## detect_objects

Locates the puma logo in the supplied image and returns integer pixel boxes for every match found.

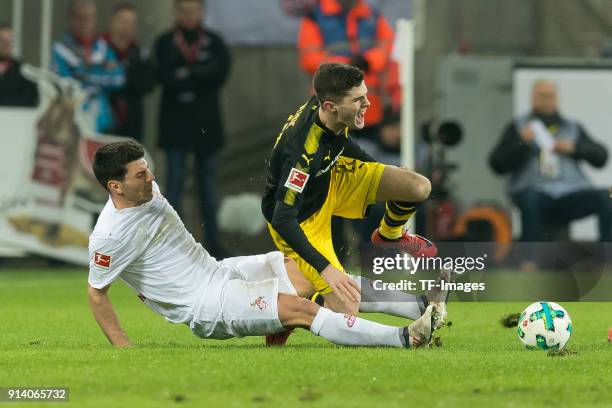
[302,154,314,166]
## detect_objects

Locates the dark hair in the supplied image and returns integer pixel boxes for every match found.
[93,141,145,191]
[112,2,137,16]
[68,0,95,16]
[0,23,11,31]
[313,63,364,104]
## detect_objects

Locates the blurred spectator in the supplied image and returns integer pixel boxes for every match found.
[297,0,396,254]
[52,0,125,133]
[155,0,231,258]
[490,79,611,243]
[297,0,394,143]
[103,3,155,141]
[280,0,317,17]
[377,107,401,163]
[0,24,38,107]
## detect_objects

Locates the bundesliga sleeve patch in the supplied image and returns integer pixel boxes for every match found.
[284,167,310,193]
[94,252,112,268]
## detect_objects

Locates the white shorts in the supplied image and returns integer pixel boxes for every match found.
[190,251,298,340]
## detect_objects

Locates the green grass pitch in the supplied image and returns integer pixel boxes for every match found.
[2,269,612,408]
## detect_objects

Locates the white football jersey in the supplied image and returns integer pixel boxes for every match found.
[88,182,219,324]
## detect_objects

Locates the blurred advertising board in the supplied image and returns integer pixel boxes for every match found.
[0,66,152,265]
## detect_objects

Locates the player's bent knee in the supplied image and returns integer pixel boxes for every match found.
[403,173,431,202]
[277,294,318,329]
[379,166,431,203]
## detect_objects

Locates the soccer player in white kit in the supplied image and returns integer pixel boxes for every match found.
[87,141,437,348]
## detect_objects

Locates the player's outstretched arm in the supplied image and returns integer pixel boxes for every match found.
[87,284,131,348]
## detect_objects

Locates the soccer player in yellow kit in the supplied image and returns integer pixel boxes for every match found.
[262,63,442,344]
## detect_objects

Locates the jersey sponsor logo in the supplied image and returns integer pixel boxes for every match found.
[94,252,111,268]
[344,314,357,328]
[284,168,309,193]
[251,296,268,311]
[333,157,357,174]
[315,148,343,177]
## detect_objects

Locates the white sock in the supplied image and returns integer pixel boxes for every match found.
[310,307,405,348]
[350,275,424,320]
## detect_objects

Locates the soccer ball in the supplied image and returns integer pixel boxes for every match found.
[517,301,573,350]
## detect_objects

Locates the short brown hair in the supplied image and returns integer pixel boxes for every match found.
[313,63,364,104]
[68,0,95,16]
[93,141,145,191]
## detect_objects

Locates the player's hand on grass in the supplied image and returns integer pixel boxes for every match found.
[321,265,360,303]
[108,332,131,348]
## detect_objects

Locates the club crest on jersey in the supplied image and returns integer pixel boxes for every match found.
[251,296,268,311]
[284,167,309,193]
[94,252,111,268]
